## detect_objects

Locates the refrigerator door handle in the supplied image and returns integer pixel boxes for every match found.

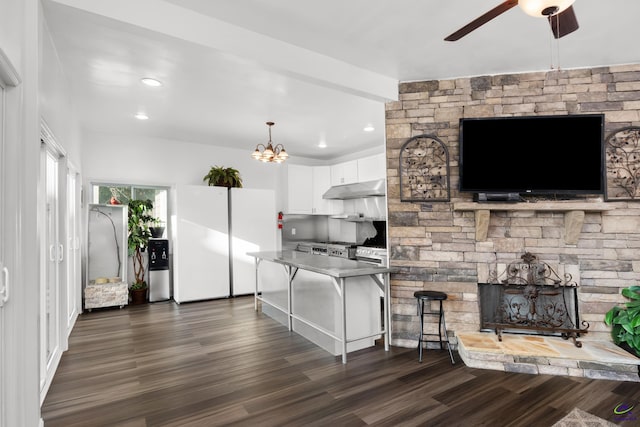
[1,265,9,305]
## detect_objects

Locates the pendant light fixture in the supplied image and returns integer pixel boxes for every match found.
[252,121,289,163]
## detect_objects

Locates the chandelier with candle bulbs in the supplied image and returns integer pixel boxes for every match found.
[252,121,288,163]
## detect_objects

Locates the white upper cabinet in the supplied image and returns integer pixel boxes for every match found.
[287,154,386,214]
[287,164,340,214]
[330,160,358,186]
[312,166,340,214]
[312,166,331,215]
[357,153,386,182]
[286,164,313,214]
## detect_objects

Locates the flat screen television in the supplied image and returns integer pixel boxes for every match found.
[458,114,605,197]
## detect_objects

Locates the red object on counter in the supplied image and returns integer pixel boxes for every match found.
[277,211,283,229]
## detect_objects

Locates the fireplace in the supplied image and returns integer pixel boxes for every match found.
[478,252,589,347]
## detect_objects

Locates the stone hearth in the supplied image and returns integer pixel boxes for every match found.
[457,332,640,382]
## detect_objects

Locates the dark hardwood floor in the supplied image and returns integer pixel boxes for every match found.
[42,296,640,426]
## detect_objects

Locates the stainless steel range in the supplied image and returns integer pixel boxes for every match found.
[295,241,314,254]
[355,246,388,267]
[296,241,357,259]
[326,242,357,259]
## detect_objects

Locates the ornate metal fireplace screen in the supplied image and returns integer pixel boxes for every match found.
[479,252,589,347]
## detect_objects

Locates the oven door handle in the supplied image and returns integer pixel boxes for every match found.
[356,256,382,265]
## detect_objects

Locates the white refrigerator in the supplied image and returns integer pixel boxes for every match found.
[172,185,277,303]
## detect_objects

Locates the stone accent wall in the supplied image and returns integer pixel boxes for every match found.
[386,64,640,347]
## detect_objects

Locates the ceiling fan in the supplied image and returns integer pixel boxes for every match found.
[445,0,579,41]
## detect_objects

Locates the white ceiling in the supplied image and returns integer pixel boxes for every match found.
[42,0,640,161]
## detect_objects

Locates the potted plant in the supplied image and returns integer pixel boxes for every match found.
[203,165,243,188]
[128,199,157,304]
[149,218,166,238]
[604,285,640,358]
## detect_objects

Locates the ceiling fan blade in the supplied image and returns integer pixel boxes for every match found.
[445,0,519,41]
[548,5,579,38]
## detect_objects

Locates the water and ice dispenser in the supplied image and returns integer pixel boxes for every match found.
[148,238,170,302]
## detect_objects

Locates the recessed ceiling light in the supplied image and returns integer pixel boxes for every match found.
[363,125,375,132]
[318,141,327,148]
[141,77,162,87]
[135,112,149,120]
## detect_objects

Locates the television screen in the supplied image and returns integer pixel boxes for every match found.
[459,114,604,196]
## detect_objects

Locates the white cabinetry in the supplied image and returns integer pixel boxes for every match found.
[312,166,339,214]
[286,164,314,214]
[331,160,358,186]
[357,153,386,182]
[287,154,386,215]
[287,164,339,214]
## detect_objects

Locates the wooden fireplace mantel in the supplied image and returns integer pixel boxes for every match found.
[453,201,613,244]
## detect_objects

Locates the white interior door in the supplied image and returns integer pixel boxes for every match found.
[0,45,22,427]
[0,68,6,427]
[39,143,63,401]
[65,166,80,331]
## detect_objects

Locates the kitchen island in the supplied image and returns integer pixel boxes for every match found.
[247,250,395,363]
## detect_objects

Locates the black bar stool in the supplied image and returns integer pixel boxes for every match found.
[414,290,455,364]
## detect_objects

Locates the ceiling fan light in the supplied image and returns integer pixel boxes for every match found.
[519,0,574,17]
[141,77,163,87]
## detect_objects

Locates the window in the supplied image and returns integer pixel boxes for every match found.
[91,183,168,225]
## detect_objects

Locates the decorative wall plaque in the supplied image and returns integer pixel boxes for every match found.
[605,126,640,201]
[399,134,450,202]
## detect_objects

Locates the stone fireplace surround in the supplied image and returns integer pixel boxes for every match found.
[385,64,640,379]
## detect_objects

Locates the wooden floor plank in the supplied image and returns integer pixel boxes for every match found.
[42,296,639,426]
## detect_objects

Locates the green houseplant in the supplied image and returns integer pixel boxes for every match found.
[128,199,157,303]
[604,285,640,357]
[203,165,243,188]
[149,217,166,238]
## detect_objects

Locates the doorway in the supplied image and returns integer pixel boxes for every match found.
[38,122,79,403]
[40,143,62,399]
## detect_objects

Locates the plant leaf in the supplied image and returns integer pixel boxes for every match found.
[625,300,640,309]
[622,287,640,300]
[632,334,640,353]
[604,306,621,325]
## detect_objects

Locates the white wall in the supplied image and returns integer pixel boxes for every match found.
[40,16,82,167]
[82,130,284,192]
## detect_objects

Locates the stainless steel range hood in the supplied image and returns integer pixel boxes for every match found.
[322,179,386,200]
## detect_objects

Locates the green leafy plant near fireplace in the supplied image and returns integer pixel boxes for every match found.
[604,285,640,357]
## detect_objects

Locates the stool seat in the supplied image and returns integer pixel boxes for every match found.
[414,290,447,301]
[414,290,455,364]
